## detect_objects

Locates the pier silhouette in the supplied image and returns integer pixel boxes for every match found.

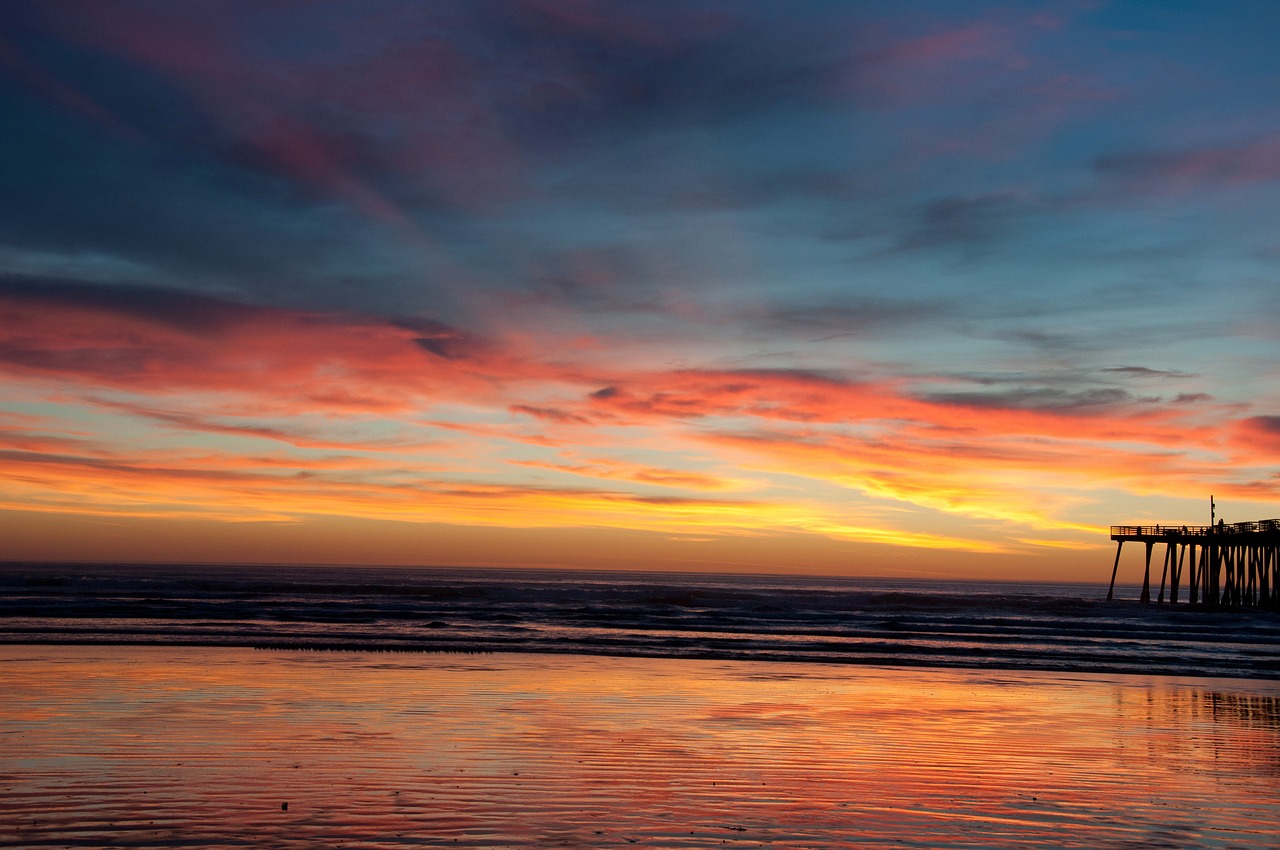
[1108,520,1280,607]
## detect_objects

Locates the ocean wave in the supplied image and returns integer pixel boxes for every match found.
[2,563,1277,679]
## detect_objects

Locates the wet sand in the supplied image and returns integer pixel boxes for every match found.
[3,646,1278,848]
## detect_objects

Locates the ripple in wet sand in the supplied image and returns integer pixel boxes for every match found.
[2,646,1278,848]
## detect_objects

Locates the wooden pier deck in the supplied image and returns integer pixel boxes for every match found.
[1107,520,1280,607]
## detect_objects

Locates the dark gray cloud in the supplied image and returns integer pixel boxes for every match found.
[0,78,409,305]
[548,166,867,215]
[1244,415,1280,435]
[741,297,946,340]
[0,0,871,325]
[393,317,477,361]
[920,386,1139,413]
[1103,366,1196,379]
[894,193,1024,252]
[0,275,257,333]
[509,405,592,425]
[486,2,850,149]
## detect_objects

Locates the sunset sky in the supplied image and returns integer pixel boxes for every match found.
[2,0,1279,579]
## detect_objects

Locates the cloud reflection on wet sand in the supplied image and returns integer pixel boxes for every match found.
[3,647,1279,848]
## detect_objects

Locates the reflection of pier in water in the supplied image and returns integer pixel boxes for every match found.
[1108,520,1280,607]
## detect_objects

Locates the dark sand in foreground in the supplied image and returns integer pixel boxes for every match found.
[3,646,1278,848]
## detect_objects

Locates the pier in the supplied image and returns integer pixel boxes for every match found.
[1107,520,1280,607]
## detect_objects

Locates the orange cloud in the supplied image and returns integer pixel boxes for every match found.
[1,286,1276,560]
[509,457,738,491]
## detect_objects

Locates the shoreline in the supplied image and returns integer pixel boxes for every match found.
[4,636,1280,683]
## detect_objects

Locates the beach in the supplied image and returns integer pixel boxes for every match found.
[4,645,1279,849]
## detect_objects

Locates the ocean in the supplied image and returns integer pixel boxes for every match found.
[2,562,1277,679]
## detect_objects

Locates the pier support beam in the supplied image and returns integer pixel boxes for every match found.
[1158,543,1171,603]
[1141,542,1153,604]
[1107,540,1124,601]
[1225,545,1238,605]
[1210,542,1220,605]
[1171,543,1185,604]
[1182,545,1192,604]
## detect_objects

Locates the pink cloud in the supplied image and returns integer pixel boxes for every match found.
[833,9,1120,161]
[1096,135,1280,196]
[0,287,576,414]
[30,1,528,218]
[879,22,1014,66]
[520,0,678,47]
[843,20,1022,106]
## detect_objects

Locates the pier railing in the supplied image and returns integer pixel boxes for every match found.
[1111,519,1280,538]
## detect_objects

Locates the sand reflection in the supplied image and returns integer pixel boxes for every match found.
[3,647,1278,848]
